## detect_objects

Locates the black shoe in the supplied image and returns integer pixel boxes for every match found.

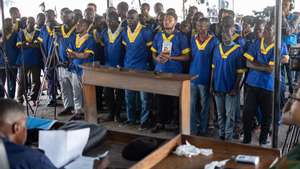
[123,120,135,125]
[47,100,56,107]
[99,115,114,122]
[139,121,152,130]
[17,99,24,104]
[259,140,271,147]
[69,113,84,121]
[56,95,62,101]
[220,136,225,140]
[115,115,123,123]
[242,139,251,144]
[151,123,164,133]
[233,129,241,139]
[58,107,74,116]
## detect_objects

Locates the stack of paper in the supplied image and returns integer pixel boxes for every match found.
[39,128,95,169]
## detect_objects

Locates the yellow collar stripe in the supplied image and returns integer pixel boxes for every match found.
[61,25,76,38]
[46,26,54,36]
[232,33,240,41]
[127,23,143,43]
[108,30,121,44]
[195,35,213,50]
[6,33,12,40]
[162,33,175,42]
[75,33,89,48]
[260,38,275,55]
[23,30,36,42]
[219,44,240,59]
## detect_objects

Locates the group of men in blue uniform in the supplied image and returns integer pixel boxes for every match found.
[0,0,299,148]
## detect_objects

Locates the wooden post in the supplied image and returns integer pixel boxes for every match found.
[83,84,97,123]
[180,80,191,135]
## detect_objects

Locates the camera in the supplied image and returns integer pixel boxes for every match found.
[289,45,300,71]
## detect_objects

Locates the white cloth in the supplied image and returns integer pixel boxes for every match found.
[173,141,213,158]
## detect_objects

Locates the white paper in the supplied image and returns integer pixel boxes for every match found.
[38,128,90,168]
[204,159,230,169]
[65,150,109,169]
[173,140,213,158]
[65,156,95,169]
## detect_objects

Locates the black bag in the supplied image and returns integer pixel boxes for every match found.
[58,121,107,153]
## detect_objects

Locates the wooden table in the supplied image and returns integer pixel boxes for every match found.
[86,130,167,169]
[81,63,193,135]
[132,134,281,169]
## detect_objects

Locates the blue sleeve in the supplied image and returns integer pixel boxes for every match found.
[180,33,190,55]
[281,43,288,56]
[238,37,246,52]
[67,36,75,52]
[37,28,44,43]
[84,38,97,59]
[121,30,127,46]
[213,38,220,48]
[99,30,106,46]
[237,48,246,73]
[212,47,217,69]
[244,42,256,62]
[151,33,159,53]
[16,31,23,46]
[143,28,153,47]
[37,152,58,169]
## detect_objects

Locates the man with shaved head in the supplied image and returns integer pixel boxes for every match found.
[0,99,109,169]
[0,99,57,169]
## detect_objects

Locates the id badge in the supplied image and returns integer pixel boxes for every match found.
[162,41,172,56]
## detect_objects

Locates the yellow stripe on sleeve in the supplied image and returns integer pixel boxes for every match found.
[182,48,191,55]
[244,53,255,61]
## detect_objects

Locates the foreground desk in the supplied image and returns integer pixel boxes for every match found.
[132,134,280,169]
[87,130,167,169]
[81,63,193,134]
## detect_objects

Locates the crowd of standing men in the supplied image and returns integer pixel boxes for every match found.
[0,0,299,147]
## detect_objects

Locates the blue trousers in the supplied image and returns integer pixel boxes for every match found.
[215,93,238,140]
[190,84,210,135]
[125,90,150,124]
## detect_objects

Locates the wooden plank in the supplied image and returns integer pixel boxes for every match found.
[131,135,182,169]
[150,134,280,169]
[180,80,191,135]
[83,84,97,123]
[83,70,183,96]
[81,63,193,81]
[182,135,280,157]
